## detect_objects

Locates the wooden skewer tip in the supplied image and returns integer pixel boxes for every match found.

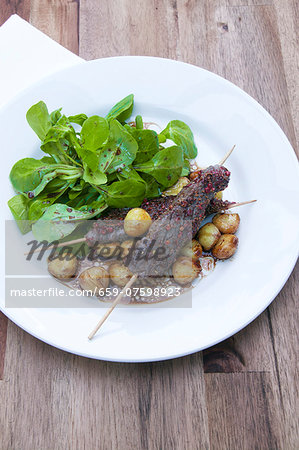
[88,273,138,340]
[228,199,257,209]
[219,144,236,166]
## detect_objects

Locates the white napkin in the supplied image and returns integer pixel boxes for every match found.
[0,14,83,107]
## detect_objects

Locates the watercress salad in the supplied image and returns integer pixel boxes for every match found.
[8,94,198,240]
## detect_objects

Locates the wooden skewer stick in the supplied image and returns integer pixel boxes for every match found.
[193,144,236,172]
[218,145,236,166]
[24,237,86,256]
[88,274,138,340]
[226,199,257,209]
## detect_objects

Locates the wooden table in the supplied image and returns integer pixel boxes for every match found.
[1,1,298,449]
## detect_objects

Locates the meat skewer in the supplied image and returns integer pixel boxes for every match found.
[25,198,255,255]
[88,165,231,339]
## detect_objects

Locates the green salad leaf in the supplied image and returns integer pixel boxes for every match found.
[8,94,198,240]
[83,165,107,185]
[105,119,138,173]
[50,108,62,125]
[102,179,146,208]
[160,120,197,159]
[9,158,82,197]
[135,146,184,187]
[26,101,52,141]
[7,195,32,233]
[128,128,159,164]
[68,113,88,126]
[106,94,134,122]
[32,201,107,241]
[81,116,109,151]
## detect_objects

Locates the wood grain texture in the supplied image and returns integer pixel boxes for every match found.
[205,372,283,449]
[273,0,299,151]
[0,0,30,25]
[0,312,8,379]
[29,0,79,54]
[0,323,210,450]
[266,260,299,449]
[79,0,180,60]
[0,0,298,448]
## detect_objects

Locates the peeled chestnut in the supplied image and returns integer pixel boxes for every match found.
[109,263,133,287]
[172,256,201,285]
[180,239,202,261]
[212,234,238,260]
[79,266,109,293]
[212,213,240,234]
[48,254,78,280]
[124,208,152,237]
[197,223,221,251]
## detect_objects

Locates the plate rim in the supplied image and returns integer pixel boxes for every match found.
[1,55,298,362]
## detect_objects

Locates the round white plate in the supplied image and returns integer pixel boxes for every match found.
[1,57,298,362]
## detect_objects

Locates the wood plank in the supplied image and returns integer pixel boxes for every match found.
[70,354,209,449]
[0,312,8,380]
[266,260,299,448]
[0,322,72,449]
[205,372,283,450]
[0,323,210,449]
[29,0,79,54]
[0,0,30,26]
[79,0,180,59]
[274,0,299,152]
[176,1,297,149]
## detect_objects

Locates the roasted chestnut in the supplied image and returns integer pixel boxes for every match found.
[48,253,78,280]
[212,234,238,259]
[172,256,201,285]
[212,213,240,234]
[109,263,133,287]
[197,223,221,251]
[79,266,109,293]
[180,239,202,261]
[124,208,152,237]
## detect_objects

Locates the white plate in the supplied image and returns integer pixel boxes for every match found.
[1,57,298,362]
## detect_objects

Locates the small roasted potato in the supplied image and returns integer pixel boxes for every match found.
[48,254,78,280]
[197,223,221,251]
[212,234,238,260]
[120,240,134,258]
[180,239,203,261]
[124,208,152,237]
[212,213,240,234]
[172,256,201,285]
[109,263,133,287]
[79,266,109,293]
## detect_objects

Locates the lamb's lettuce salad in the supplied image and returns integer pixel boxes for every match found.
[8,94,197,240]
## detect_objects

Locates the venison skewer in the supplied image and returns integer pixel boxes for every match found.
[25,197,255,255]
[88,165,231,339]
